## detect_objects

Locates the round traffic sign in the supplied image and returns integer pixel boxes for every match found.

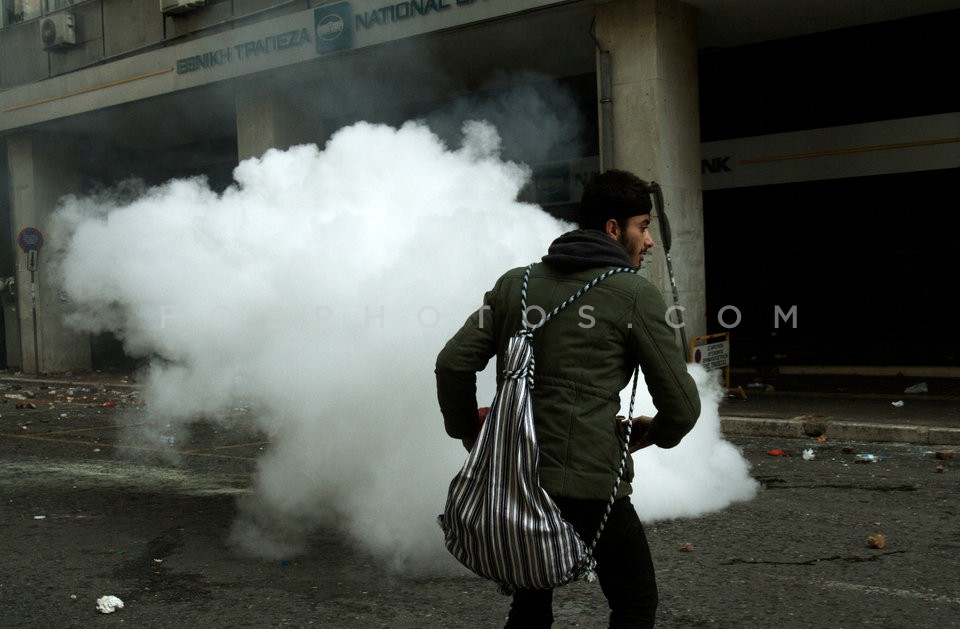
[17,227,44,252]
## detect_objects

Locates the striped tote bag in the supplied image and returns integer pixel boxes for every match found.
[439,264,638,594]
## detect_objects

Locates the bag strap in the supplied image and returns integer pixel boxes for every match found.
[505,263,636,389]
[519,263,635,332]
[586,365,639,563]
[512,261,642,576]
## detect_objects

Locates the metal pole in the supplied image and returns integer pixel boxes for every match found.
[599,50,614,172]
[591,18,614,172]
[649,182,689,359]
[18,229,45,375]
[30,268,39,376]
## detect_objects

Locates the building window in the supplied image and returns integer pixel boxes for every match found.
[3,0,42,25]
[2,0,77,27]
[44,0,73,11]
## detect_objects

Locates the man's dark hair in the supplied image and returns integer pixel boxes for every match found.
[578,169,653,231]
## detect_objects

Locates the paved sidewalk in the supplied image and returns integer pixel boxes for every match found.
[719,387,960,445]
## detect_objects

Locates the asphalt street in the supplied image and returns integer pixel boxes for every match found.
[0,375,957,627]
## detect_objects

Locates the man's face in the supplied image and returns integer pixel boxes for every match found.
[611,214,654,268]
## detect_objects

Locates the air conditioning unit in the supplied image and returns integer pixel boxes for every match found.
[40,12,77,50]
[160,0,206,14]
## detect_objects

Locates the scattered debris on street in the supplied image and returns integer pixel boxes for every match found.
[866,534,887,550]
[95,595,124,614]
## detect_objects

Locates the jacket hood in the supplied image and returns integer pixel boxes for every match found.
[541,229,634,272]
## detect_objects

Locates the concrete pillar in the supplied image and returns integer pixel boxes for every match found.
[594,0,706,346]
[236,85,304,161]
[6,131,90,374]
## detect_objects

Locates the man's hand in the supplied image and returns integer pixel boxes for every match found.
[461,406,489,453]
[623,415,654,453]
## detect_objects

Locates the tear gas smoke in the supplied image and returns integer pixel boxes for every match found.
[626,365,759,519]
[50,119,756,575]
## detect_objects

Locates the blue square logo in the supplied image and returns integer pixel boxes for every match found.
[315,3,352,54]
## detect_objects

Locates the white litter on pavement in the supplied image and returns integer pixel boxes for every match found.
[802,448,816,460]
[891,400,905,407]
[96,595,124,614]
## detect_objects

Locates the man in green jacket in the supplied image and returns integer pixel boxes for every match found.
[435,169,700,628]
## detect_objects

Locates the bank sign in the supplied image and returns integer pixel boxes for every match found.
[315,2,352,54]
[318,0,493,51]
[316,1,483,53]
[174,0,563,76]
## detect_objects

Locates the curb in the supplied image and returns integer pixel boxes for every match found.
[721,416,960,446]
[0,376,139,391]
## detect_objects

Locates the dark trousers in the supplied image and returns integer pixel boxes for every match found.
[504,496,658,629]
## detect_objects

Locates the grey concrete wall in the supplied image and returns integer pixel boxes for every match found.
[594,0,706,346]
[163,0,233,40]
[104,0,164,58]
[47,3,105,76]
[6,131,91,373]
[0,18,48,87]
[2,2,111,88]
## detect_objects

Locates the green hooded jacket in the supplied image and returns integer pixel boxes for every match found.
[436,229,700,500]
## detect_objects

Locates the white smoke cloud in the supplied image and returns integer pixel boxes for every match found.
[626,364,759,521]
[49,118,755,575]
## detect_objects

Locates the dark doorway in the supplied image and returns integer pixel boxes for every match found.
[704,167,958,369]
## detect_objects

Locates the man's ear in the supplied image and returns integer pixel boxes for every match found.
[604,218,621,240]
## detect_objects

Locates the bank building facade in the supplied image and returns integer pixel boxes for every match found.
[1,0,957,379]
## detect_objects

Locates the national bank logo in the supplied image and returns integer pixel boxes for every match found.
[315,2,352,54]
